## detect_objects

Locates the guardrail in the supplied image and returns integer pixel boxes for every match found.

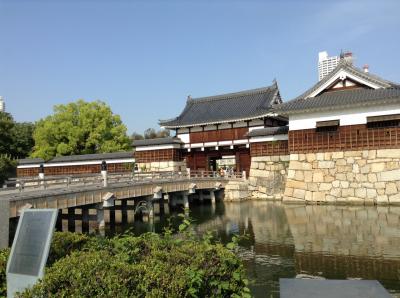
[1,170,245,193]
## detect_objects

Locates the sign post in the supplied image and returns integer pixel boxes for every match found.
[6,209,58,297]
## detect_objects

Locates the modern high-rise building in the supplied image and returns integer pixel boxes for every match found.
[318,51,340,81]
[318,51,354,81]
[0,96,5,112]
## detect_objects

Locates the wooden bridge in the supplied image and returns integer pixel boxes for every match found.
[0,171,245,248]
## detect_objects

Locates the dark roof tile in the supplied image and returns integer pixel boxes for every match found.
[133,137,183,147]
[247,126,289,137]
[18,158,45,165]
[274,88,400,115]
[160,83,281,128]
[48,152,134,163]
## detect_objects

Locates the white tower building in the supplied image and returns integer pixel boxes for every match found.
[0,96,4,112]
[318,51,340,81]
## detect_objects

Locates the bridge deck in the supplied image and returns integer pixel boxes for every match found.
[0,177,229,218]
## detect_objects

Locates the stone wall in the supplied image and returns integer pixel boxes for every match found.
[283,149,400,205]
[249,155,289,200]
[136,161,186,172]
[224,180,250,201]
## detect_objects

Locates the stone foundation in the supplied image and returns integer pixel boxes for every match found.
[224,180,250,201]
[137,161,186,172]
[249,155,289,200]
[283,149,400,205]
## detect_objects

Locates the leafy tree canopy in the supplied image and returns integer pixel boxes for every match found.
[0,112,15,154]
[0,112,34,184]
[131,128,171,143]
[130,131,144,140]
[143,128,170,139]
[31,100,131,160]
[10,122,35,159]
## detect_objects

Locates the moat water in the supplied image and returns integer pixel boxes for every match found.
[104,200,400,297]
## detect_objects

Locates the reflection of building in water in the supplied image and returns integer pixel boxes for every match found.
[284,205,400,282]
[195,201,294,249]
[284,205,400,258]
[196,202,400,289]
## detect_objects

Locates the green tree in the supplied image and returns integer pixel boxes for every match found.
[144,128,158,139]
[144,128,171,139]
[130,131,144,141]
[0,155,17,185]
[10,122,35,158]
[0,112,15,154]
[31,100,131,160]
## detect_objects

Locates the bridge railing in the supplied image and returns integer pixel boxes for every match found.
[1,170,245,193]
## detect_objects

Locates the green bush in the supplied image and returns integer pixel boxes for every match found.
[1,221,250,297]
[0,248,10,297]
[48,231,91,265]
[19,230,249,297]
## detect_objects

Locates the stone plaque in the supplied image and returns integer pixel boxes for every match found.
[7,209,57,297]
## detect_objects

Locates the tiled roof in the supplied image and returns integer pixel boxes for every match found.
[17,152,135,166]
[296,60,399,100]
[247,126,289,137]
[159,83,281,128]
[274,88,400,115]
[18,158,45,165]
[133,137,183,147]
[48,151,134,163]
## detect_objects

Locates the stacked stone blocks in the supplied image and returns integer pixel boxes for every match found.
[249,155,289,200]
[283,149,400,205]
[224,180,250,201]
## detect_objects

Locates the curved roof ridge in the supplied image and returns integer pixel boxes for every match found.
[159,83,281,128]
[187,84,276,103]
[274,88,400,115]
[294,60,399,100]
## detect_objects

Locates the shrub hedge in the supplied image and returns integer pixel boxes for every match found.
[0,248,9,297]
[1,227,250,297]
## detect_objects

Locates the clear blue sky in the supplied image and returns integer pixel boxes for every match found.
[1,0,399,134]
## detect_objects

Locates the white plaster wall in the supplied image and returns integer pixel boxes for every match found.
[289,104,400,130]
[135,144,181,151]
[249,134,288,143]
[248,126,265,132]
[233,121,247,128]
[177,128,189,134]
[219,123,231,129]
[204,125,217,131]
[177,133,190,143]
[190,126,203,132]
[249,119,264,126]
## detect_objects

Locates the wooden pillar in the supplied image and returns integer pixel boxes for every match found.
[81,206,90,233]
[56,209,63,231]
[121,200,128,224]
[68,207,75,232]
[109,207,115,226]
[159,195,165,215]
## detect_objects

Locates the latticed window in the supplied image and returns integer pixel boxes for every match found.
[367,114,400,129]
[315,120,340,133]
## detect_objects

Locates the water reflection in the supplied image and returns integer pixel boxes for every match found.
[109,201,400,298]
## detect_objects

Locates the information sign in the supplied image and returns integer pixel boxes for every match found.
[6,209,57,297]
